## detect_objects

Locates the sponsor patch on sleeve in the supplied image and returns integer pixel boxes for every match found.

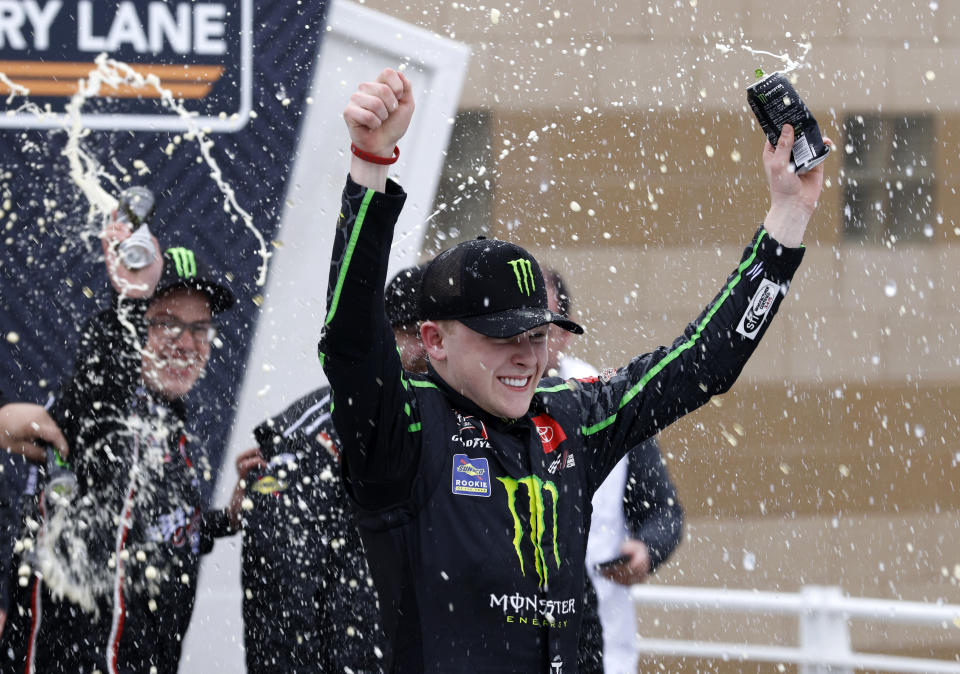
[736,278,781,339]
[452,454,492,497]
[531,414,568,454]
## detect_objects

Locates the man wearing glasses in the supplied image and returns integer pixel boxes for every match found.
[0,222,255,673]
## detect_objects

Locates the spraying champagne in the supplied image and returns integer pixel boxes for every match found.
[43,446,77,511]
[115,186,158,269]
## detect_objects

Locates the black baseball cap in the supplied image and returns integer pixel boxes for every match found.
[385,265,426,328]
[420,237,583,338]
[156,246,235,314]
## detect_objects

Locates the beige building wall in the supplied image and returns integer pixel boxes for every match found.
[356,0,960,668]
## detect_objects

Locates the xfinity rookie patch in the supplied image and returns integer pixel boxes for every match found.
[736,278,781,339]
[452,454,492,497]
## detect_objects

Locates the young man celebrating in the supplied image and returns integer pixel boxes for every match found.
[320,68,829,672]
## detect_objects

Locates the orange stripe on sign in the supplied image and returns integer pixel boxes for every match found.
[0,60,224,82]
[0,80,215,99]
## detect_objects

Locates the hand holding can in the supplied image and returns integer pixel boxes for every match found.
[115,186,158,270]
[747,70,830,174]
[101,190,163,299]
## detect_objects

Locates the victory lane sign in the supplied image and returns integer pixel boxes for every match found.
[0,0,252,131]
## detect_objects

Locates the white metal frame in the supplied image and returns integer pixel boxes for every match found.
[631,584,960,673]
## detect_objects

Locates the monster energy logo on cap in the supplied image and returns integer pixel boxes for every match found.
[418,237,584,338]
[498,475,560,589]
[507,258,536,296]
[167,247,197,279]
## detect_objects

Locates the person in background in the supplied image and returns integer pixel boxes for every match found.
[240,265,425,673]
[0,221,255,674]
[543,269,684,674]
[0,396,70,640]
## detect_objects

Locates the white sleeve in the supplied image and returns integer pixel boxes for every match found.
[558,355,600,379]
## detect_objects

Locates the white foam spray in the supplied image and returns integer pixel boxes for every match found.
[2,55,268,609]
[2,53,271,285]
[0,73,30,104]
[714,41,813,76]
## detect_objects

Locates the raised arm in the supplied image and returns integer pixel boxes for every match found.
[344,68,415,192]
[319,69,420,511]
[761,123,830,247]
[47,215,168,461]
[574,124,832,485]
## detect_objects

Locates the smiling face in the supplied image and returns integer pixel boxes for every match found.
[424,320,547,419]
[141,288,214,400]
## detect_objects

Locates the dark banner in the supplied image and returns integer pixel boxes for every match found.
[0,0,330,502]
[0,0,252,129]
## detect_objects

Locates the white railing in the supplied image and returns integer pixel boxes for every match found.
[630,585,960,673]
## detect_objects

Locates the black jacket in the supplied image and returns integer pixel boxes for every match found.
[242,386,385,673]
[0,295,231,674]
[576,435,684,673]
[624,436,684,571]
[319,176,803,673]
[0,387,22,617]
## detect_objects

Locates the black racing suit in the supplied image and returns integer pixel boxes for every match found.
[0,295,232,674]
[319,176,804,673]
[0,388,17,620]
[242,386,385,673]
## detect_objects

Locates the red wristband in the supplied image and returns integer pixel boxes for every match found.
[350,143,400,165]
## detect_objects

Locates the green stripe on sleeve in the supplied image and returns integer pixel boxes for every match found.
[535,382,574,394]
[324,188,376,326]
[582,231,767,436]
[410,380,439,389]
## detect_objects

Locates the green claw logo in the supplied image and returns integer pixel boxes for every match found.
[507,258,536,296]
[167,247,197,278]
[498,475,560,588]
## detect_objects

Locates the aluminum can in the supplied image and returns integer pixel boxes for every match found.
[747,70,830,173]
[116,186,158,269]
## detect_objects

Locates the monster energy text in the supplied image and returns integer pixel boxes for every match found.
[489,593,576,619]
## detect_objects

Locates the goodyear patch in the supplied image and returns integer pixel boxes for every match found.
[252,475,287,495]
[452,454,492,497]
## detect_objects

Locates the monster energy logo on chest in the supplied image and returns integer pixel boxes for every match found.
[498,475,560,588]
[167,247,197,278]
[507,258,536,296]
